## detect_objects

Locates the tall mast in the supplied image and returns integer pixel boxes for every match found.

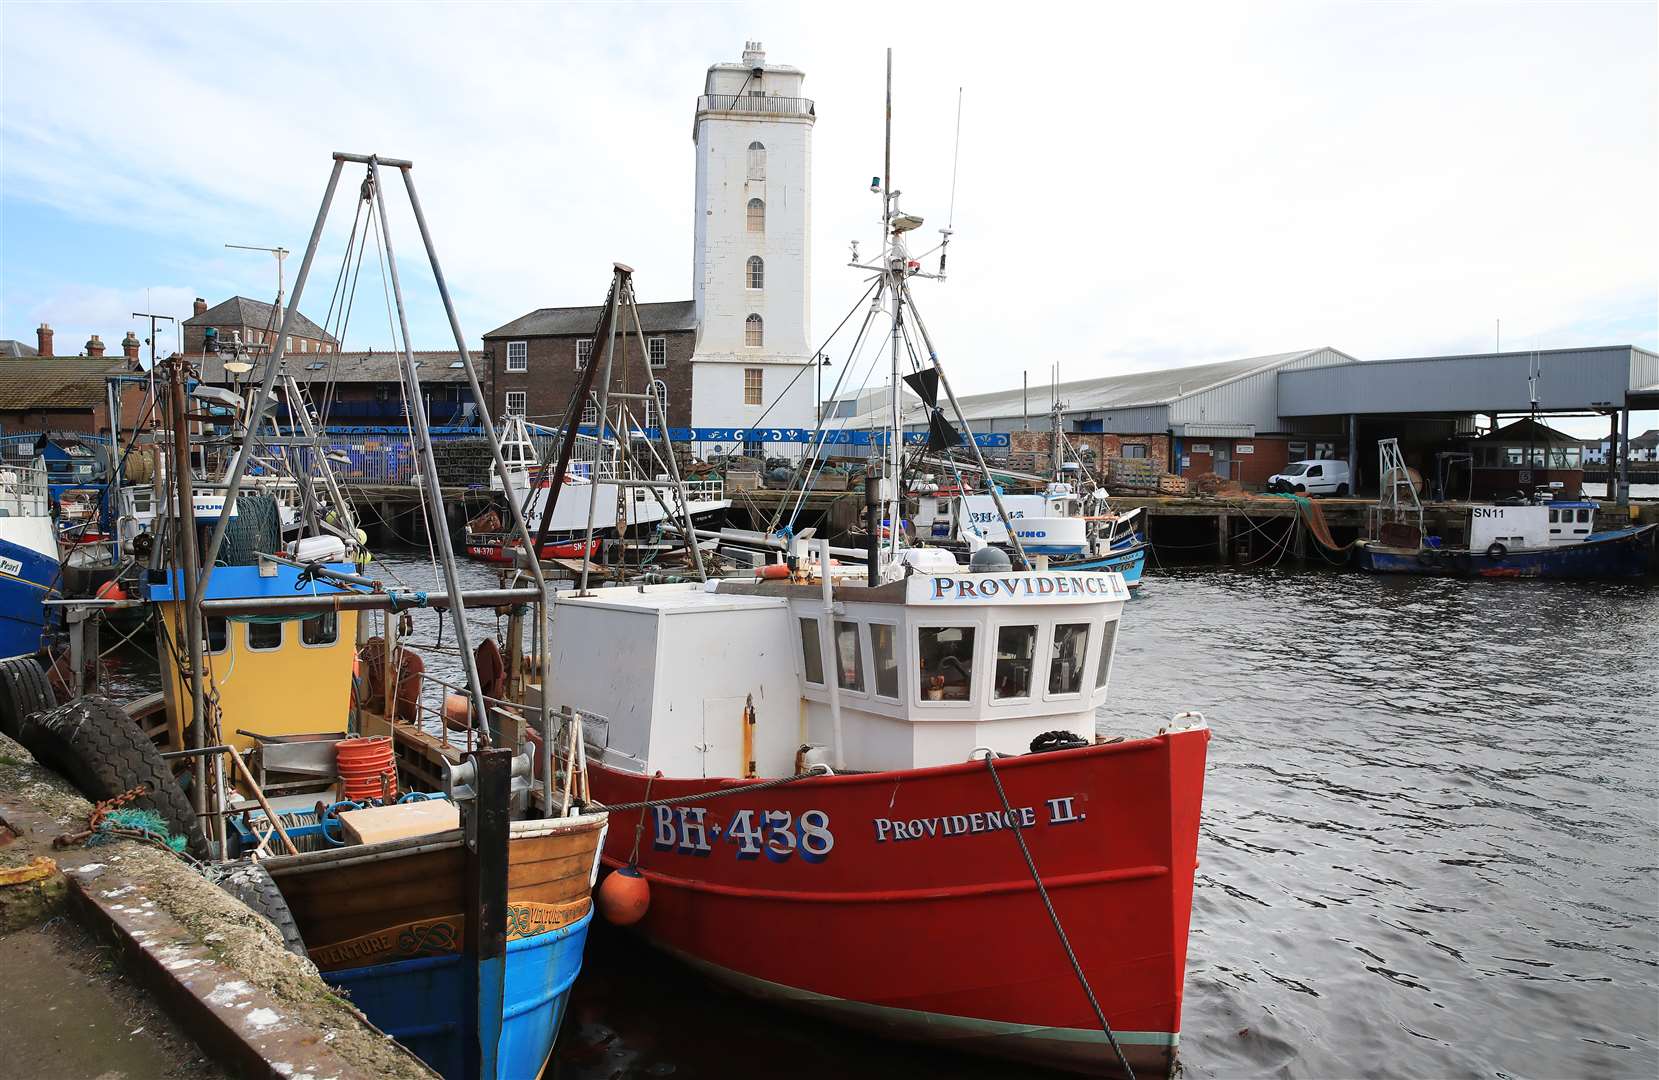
[883,48,902,571]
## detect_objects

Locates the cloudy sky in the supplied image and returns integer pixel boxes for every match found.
[2,1,1654,436]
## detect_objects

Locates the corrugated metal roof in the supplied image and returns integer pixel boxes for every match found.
[194,350,481,385]
[947,348,1336,423]
[185,296,335,344]
[0,357,120,409]
[486,301,696,339]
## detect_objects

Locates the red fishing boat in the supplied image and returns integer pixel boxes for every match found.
[551,567,1208,1076]
[463,534,599,564]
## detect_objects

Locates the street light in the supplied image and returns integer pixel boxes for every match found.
[815,354,833,427]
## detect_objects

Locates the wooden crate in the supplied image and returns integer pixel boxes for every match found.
[1158,474,1191,496]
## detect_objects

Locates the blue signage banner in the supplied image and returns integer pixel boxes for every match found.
[600,426,1010,448]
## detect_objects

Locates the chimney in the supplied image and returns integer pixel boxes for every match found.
[194,297,208,317]
[122,331,141,364]
[36,323,53,357]
[85,334,106,358]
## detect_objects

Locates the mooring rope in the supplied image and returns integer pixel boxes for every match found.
[981,752,1137,1080]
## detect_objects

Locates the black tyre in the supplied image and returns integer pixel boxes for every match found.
[18,696,210,858]
[1485,542,1508,560]
[0,656,57,741]
[210,863,306,957]
[1335,483,1350,497]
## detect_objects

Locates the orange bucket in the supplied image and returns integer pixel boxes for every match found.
[336,736,398,801]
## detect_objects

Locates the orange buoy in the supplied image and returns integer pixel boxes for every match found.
[756,563,790,580]
[94,579,128,601]
[597,865,650,926]
[443,693,471,731]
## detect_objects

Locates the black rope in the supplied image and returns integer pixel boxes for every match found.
[982,752,1137,1080]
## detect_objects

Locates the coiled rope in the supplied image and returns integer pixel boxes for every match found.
[980,751,1137,1080]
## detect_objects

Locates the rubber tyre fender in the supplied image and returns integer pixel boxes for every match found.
[0,656,57,741]
[210,862,306,957]
[1485,542,1508,560]
[18,696,210,859]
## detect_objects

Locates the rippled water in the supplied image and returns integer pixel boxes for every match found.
[102,556,1659,1077]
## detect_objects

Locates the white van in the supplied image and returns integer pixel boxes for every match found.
[1266,459,1352,497]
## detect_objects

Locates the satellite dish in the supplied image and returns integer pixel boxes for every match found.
[223,361,254,374]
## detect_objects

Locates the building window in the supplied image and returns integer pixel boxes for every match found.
[1121,443,1149,459]
[248,621,283,651]
[505,391,527,416]
[747,141,766,180]
[645,379,668,430]
[506,341,528,372]
[747,256,764,290]
[576,339,593,369]
[744,367,763,405]
[799,617,824,684]
[747,198,765,232]
[648,336,667,367]
[1048,623,1090,696]
[581,397,599,426]
[744,314,763,348]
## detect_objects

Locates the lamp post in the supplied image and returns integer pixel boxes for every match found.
[815,354,833,427]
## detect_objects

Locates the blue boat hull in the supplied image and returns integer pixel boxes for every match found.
[0,530,60,660]
[328,908,595,1079]
[1355,525,1656,580]
[1053,541,1147,587]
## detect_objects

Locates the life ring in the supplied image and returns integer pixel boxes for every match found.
[1485,542,1508,560]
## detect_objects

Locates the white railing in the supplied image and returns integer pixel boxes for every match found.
[697,94,814,118]
[0,460,50,518]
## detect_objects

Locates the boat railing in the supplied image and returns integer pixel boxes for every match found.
[0,459,51,517]
[682,477,725,501]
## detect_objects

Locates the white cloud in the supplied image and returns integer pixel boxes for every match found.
[2,0,1653,434]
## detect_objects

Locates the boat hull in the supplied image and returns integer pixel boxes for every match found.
[464,536,600,564]
[266,814,607,1080]
[588,728,1209,1076]
[0,518,61,660]
[1054,542,1148,588]
[1355,524,1655,580]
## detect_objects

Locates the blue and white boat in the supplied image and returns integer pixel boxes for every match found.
[1355,499,1656,580]
[913,482,1148,587]
[0,461,61,659]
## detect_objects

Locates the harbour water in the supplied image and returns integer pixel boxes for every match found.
[103,556,1659,1078]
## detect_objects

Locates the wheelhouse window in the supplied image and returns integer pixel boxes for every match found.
[994,624,1037,700]
[798,617,824,684]
[870,623,899,698]
[918,626,975,703]
[747,198,765,232]
[1095,620,1117,689]
[1048,623,1090,696]
[834,621,864,692]
[247,621,283,651]
[506,341,528,372]
[204,616,228,654]
[302,612,338,647]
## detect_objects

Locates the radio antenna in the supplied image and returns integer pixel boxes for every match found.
[940,87,963,276]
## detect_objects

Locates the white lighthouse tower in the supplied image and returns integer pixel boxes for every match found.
[689,41,816,450]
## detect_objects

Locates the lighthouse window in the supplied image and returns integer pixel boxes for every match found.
[247,621,283,651]
[1095,620,1117,689]
[834,621,864,693]
[748,141,766,180]
[744,367,764,405]
[918,626,975,703]
[798,617,825,684]
[747,256,765,290]
[747,198,765,232]
[1048,623,1090,696]
[745,314,764,349]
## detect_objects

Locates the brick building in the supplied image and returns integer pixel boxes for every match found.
[183,296,336,357]
[0,323,146,435]
[482,302,697,430]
